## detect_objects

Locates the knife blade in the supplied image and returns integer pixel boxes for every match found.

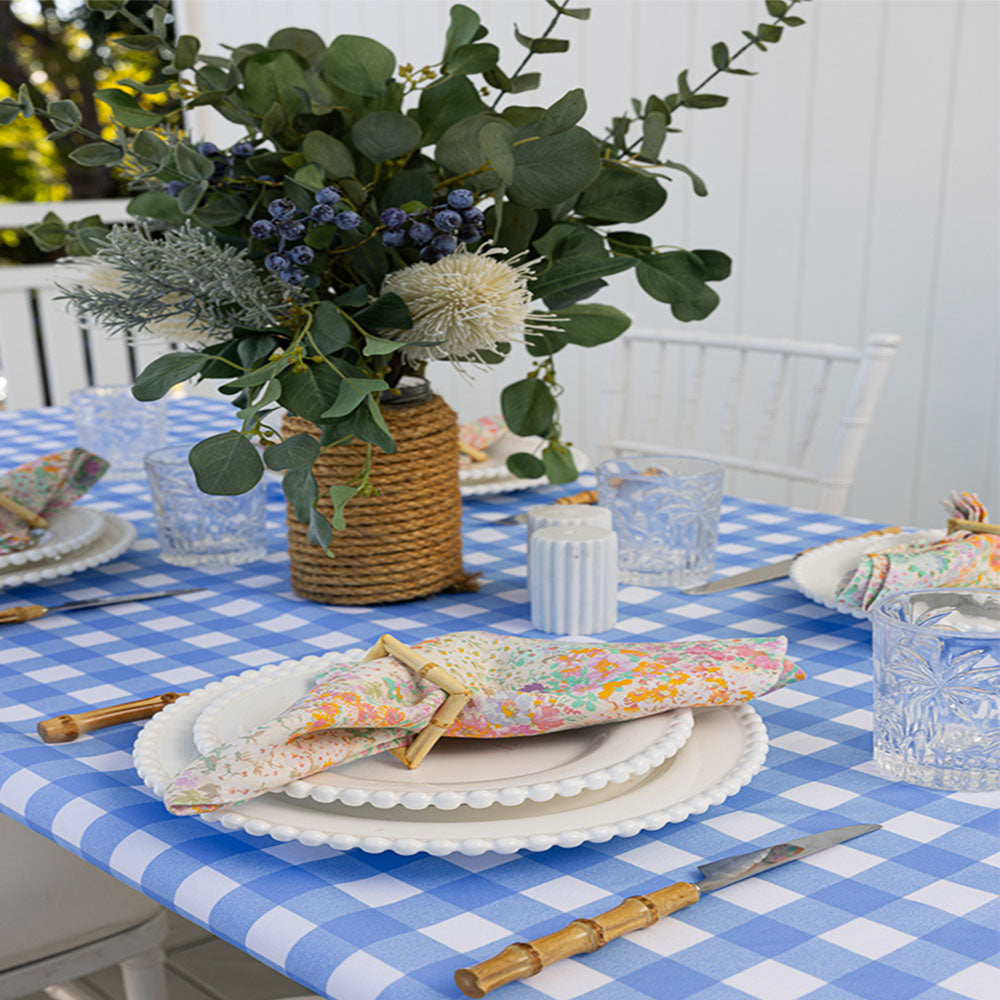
[0,587,205,624]
[455,823,881,997]
[682,526,903,595]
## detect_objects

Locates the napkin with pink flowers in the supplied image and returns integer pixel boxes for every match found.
[164,630,803,815]
[0,449,108,554]
[458,415,506,464]
[836,492,999,610]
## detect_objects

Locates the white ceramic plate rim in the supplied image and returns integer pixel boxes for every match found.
[0,512,137,589]
[190,653,695,810]
[789,528,946,619]
[460,437,590,495]
[134,687,767,856]
[0,507,105,568]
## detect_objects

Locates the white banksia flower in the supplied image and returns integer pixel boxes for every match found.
[380,244,561,364]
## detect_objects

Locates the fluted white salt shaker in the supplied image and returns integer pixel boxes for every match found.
[525,504,613,579]
[530,524,618,634]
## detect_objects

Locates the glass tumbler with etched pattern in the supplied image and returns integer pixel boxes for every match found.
[872,589,1000,791]
[145,445,267,566]
[597,455,724,589]
[71,385,167,480]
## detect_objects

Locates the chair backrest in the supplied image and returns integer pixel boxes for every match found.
[0,199,219,409]
[607,329,901,515]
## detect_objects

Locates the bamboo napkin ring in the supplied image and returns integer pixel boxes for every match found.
[359,633,472,769]
[947,518,1000,536]
[0,492,48,530]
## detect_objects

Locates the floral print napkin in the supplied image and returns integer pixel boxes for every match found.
[0,449,108,554]
[836,491,999,610]
[458,415,506,464]
[164,630,803,815]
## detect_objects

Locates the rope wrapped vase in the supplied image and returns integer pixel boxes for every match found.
[283,391,474,605]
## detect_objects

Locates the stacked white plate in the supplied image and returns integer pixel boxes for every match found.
[460,434,590,497]
[134,649,770,857]
[0,508,137,589]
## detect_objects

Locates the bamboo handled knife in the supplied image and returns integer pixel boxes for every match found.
[455,823,880,997]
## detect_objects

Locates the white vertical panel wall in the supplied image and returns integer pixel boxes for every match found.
[175,0,999,526]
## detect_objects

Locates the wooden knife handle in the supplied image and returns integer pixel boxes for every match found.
[36,693,185,744]
[455,882,699,997]
[0,493,48,529]
[0,605,47,624]
[553,489,598,506]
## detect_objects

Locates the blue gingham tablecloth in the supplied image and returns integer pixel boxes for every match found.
[0,397,997,1000]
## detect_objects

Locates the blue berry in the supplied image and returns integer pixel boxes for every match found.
[310,204,336,223]
[409,222,434,245]
[196,141,219,157]
[257,174,276,183]
[334,211,361,230]
[277,220,307,241]
[462,207,484,226]
[431,233,458,254]
[379,207,408,229]
[447,188,475,210]
[265,252,289,272]
[381,229,406,248]
[232,141,255,158]
[288,245,315,265]
[315,186,342,205]
[267,198,298,221]
[250,219,277,240]
[434,209,463,232]
[282,267,306,285]
[420,246,443,263]
[164,180,185,197]
[458,223,482,244]
[212,159,228,177]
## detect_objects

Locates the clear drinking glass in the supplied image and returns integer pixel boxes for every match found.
[597,455,724,588]
[70,385,167,480]
[872,589,1000,792]
[145,445,268,566]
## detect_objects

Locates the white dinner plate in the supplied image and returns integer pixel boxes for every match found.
[460,434,590,497]
[134,680,768,856]
[0,512,137,589]
[0,507,105,569]
[190,652,695,810]
[789,528,946,619]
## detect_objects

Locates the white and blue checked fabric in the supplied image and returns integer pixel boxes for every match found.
[0,398,996,1000]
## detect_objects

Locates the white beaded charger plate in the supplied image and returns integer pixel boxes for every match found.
[190,651,695,810]
[460,435,589,496]
[134,681,767,856]
[0,507,105,569]
[0,512,137,589]
[789,528,945,619]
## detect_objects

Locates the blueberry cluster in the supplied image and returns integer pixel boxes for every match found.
[377,189,484,262]
[251,187,357,286]
[163,139,262,200]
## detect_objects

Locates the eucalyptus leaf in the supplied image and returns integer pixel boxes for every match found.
[132,353,207,400]
[311,302,352,353]
[132,129,167,165]
[263,433,320,470]
[323,34,395,97]
[352,111,422,162]
[545,0,590,18]
[506,452,544,478]
[508,126,600,208]
[416,75,483,145]
[278,362,343,423]
[282,464,318,523]
[93,88,163,128]
[576,162,666,223]
[362,336,403,357]
[447,43,499,76]
[302,131,356,179]
[328,484,358,531]
[443,4,481,64]
[68,142,123,166]
[662,159,708,197]
[174,34,200,70]
[537,88,585,136]
[636,251,722,321]
[128,191,185,224]
[189,433,264,495]
[501,378,556,437]
[355,292,411,330]
[308,508,334,550]
[542,442,579,484]
[480,121,515,183]
[25,213,66,252]
[514,25,570,53]
[551,302,631,347]
[47,99,82,131]
[639,111,667,162]
[175,143,215,180]
[320,377,389,418]
[268,27,326,64]
[177,179,208,215]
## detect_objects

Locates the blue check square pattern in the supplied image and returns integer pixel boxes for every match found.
[1,398,997,1000]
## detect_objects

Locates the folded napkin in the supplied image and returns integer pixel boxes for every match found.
[836,492,999,610]
[0,449,108,554]
[165,630,803,814]
[458,415,506,463]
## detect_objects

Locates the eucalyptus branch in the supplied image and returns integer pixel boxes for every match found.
[489,1,569,110]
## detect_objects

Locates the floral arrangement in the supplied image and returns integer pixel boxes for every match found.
[0,0,807,549]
